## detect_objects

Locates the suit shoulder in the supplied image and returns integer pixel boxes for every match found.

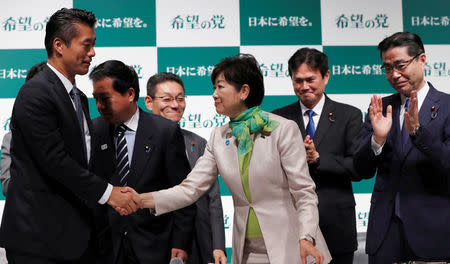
[331,100,362,114]
[272,101,298,116]
[181,129,206,144]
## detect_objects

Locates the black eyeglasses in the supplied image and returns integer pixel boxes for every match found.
[381,53,421,74]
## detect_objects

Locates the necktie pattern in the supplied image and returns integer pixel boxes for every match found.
[305,109,316,139]
[116,124,130,186]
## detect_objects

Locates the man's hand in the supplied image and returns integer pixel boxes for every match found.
[107,186,142,215]
[171,248,188,264]
[369,94,392,145]
[304,135,319,164]
[300,239,324,264]
[404,90,420,135]
[213,249,227,264]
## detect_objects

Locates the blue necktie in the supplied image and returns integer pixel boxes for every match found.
[305,110,316,139]
[116,124,130,186]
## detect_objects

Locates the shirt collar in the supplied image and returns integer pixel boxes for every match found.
[299,93,325,117]
[399,81,429,109]
[47,63,75,94]
[121,107,139,132]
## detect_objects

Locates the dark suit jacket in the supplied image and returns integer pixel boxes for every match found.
[0,65,108,260]
[92,109,196,264]
[182,129,225,264]
[273,95,363,254]
[354,83,450,258]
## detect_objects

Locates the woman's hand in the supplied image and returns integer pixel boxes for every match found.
[300,240,324,264]
[140,192,155,209]
[213,249,227,264]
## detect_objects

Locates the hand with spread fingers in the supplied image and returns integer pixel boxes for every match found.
[369,94,392,145]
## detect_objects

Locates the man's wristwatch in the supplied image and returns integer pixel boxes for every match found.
[411,125,422,138]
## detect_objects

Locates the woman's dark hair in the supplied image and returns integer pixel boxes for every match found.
[211,53,264,108]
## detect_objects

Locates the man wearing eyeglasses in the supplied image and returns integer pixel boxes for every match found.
[354,32,450,263]
[145,72,227,264]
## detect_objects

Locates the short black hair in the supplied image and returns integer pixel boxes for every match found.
[211,54,264,108]
[26,61,47,81]
[288,48,329,78]
[146,72,185,98]
[89,60,140,102]
[45,8,96,57]
[377,32,425,58]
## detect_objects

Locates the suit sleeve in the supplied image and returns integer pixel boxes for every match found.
[13,83,108,205]
[411,106,450,182]
[312,108,365,181]
[153,128,220,216]
[164,125,196,251]
[278,120,319,240]
[0,132,12,196]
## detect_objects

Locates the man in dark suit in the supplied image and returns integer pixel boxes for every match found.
[354,32,450,263]
[145,72,227,264]
[90,61,196,264]
[0,8,140,264]
[273,48,363,264]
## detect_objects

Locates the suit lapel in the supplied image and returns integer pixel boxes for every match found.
[127,109,154,187]
[314,96,334,148]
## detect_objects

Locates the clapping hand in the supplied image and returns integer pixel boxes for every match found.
[369,95,392,145]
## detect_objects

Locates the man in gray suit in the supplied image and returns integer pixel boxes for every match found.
[145,72,227,264]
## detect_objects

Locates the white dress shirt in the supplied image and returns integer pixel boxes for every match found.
[299,93,325,131]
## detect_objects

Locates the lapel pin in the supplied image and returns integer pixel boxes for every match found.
[145,145,151,153]
[225,139,230,146]
[431,105,437,119]
[328,112,335,122]
[101,144,108,150]
[191,141,195,152]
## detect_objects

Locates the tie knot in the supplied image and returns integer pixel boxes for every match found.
[404,98,410,111]
[306,109,315,118]
[70,86,81,97]
[116,124,127,136]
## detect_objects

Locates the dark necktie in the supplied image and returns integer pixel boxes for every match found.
[69,86,87,157]
[116,124,130,186]
[401,98,410,152]
[395,98,411,218]
[305,109,316,139]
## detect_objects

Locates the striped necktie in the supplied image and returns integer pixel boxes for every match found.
[116,124,130,186]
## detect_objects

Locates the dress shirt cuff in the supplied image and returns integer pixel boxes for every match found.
[98,183,113,204]
[371,136,384,156]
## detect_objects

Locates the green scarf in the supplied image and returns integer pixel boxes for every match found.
[229,106,279,238]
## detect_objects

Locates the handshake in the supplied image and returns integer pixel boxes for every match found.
[106,186,155,215]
